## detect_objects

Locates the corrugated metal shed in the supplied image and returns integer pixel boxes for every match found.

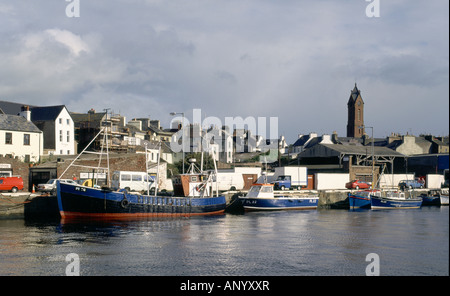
[298,143,406,168]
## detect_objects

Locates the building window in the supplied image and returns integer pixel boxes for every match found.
[60,130,63,142]
[67,119,70,125]
[59,118,62,124]
[24,134,30,145]
[5,133,12,144]
[67,131,70,142]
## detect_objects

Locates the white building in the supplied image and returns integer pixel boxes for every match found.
[0,112,43,163]
[206,126,234,163]
[31,105,75,155]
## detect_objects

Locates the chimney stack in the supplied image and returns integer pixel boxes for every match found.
[20,105,31,121]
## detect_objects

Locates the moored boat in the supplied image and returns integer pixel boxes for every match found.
[57,181,226,219]
[370,191,422,209]
[419,190,442,206]
[56,125,226,220]
[440,189,449,205]
[239,183,318,211]
[348,190,380,209]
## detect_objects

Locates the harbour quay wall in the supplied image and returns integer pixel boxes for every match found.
[317,190,349,208]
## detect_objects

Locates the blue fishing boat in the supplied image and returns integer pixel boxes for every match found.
[57,181,226,219]
[370,191,422,209]
[239,183,318,211]
[348,190,380,209]
[56,125,226,220]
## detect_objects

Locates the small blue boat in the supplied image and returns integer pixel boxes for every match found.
[348,190,380,209]
[370,191,422,209]
[419,190,444,206]
[239,183,318,211]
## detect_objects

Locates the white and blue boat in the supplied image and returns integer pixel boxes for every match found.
[370,191,422,209]
[239,183,319,211]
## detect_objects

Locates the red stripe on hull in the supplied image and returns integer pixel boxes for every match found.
[60,210,225,220]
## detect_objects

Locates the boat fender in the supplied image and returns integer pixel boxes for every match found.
[121,198,129,208]
[121,190,129,208]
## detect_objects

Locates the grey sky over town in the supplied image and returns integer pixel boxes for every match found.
[0,0,448,142]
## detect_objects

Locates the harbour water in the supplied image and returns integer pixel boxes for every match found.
[0,207,448,277]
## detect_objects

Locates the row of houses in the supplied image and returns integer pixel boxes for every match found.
[0,101,237,167]
[1,100,448,188]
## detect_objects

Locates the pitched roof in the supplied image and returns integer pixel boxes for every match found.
[0,114,42,133]
[30,105,68,121]
[299,143,405,158]
[70,112,107,124]
[0,100,37,115]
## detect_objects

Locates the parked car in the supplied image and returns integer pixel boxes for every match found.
[0,176,24,193]
[345,179,371,190]
[37,179,78,193]
[398,179,424,190]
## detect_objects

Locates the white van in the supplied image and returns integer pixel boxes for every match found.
[111,171,155,192]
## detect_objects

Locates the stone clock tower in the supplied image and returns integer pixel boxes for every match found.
[347,83,365,138]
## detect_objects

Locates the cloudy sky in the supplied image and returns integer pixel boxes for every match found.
[0,0,448,142]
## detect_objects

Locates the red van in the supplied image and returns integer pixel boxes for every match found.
[0,176,24,193]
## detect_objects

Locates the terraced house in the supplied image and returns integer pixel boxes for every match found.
[0,106,43,163]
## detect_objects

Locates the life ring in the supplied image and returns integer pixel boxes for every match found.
[196,184,205,192]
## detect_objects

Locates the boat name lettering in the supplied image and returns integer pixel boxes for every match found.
[75,187,87,192]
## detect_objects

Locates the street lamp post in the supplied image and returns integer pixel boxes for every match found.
[170,112,185,174]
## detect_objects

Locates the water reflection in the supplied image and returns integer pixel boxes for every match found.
[0,207,448,276]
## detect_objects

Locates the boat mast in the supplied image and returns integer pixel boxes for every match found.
[103,108,111,187]
[211,149,219,197]
[58,127,107,181]
[154,141,161,197]
[145,142,149,196]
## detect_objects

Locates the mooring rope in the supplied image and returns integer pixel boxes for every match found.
[0,194,32,204]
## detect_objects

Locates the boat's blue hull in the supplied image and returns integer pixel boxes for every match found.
[348,193,371,209]
[57,181,226,219]
[370,195,422,209]
[239,196,318,211]
[420,195,441,206]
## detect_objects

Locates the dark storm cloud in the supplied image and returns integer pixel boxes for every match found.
[0,0,448,139]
